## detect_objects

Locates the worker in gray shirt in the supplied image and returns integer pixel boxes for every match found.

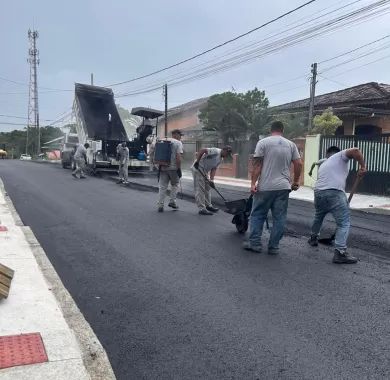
[192,146,232,215]
[244,121,302,255]
[117,142,130,184]
[72,143,89,179]
[157,129,184,212]
[308,146,366,264]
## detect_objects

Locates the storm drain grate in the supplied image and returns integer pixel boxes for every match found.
[0,333,48,369]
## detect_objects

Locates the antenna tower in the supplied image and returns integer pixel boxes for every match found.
[26,29,40,155]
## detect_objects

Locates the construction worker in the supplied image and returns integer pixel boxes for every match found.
[243,121,302,254]
[157,129,184,212]
[192,146,233,215]
[117,142,129,184]
[308,146,367,264]
[72,143,89,179]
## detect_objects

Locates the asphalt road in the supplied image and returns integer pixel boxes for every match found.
[1,160,390,380]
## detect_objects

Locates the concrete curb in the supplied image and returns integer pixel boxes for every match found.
[0,178,116,380]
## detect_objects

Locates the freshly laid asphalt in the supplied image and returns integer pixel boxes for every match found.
[1,160,390,380]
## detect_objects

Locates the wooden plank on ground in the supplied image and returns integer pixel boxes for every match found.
[0,283,10,299]
[0,274,11,287]
[0,263,14,279]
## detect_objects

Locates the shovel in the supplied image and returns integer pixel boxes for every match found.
[318,176,362,245]
[195,167,270,230]
[195,166,228,201]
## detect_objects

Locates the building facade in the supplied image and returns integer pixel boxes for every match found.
[270,82,390,135]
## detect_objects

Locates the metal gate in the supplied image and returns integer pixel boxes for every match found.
[319,134,390,195]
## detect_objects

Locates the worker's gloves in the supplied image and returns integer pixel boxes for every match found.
[291,182,300,191]
[209,181,216,189]
[177,168,182,178]
[193,162,199,170]
[308,171,313,177]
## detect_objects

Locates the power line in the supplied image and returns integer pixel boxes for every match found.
[0,121,28,127]
[322,52,390,77]
[107,0,317,87]
[115,0,390,98]
[318,33,390,64]
[0,75,72,92]
[0,114,53,122]
[321,42,390,72]
[317,74,349,87]
[115,0,357,96]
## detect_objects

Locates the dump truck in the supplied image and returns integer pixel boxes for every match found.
[73,83,163,174]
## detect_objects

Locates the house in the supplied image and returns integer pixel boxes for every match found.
[157,82,390,139]
[157,97,209,139]
[270,82,390,135]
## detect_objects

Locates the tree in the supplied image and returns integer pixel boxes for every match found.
[275,113,308,139]
[239,88,270,137]
[199,92,248,143]
[199,88,270,143]
[0,126,63,158]
[312,107,342,135]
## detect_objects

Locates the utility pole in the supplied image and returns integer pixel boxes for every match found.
[308,62,317,132]
[91,73,94,85]
[27,29,40,155]
[164,83,168,138]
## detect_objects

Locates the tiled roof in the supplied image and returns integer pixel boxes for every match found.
[166,97,209,118]
[270,82,390,112]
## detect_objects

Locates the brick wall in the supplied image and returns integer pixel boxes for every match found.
[216,154,238,178]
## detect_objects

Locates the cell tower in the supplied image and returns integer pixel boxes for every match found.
[26,29,40,155]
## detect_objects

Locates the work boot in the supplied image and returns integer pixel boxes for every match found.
[206,206,219,213]
[242,241,262,253]
[71,173,77,179]
[308,235,319,247]
[158,206,164,213]
[168,201,179,209]
[199,209,213,215]
[116,179,123,184]
[267,247,279,255]
[80,175,86,179]
[332,249,358,264]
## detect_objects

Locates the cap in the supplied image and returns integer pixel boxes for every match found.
[171,129,184,136]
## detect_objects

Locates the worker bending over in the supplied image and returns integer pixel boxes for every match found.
[308,146,366,264]
[72,143,89,179]
[192,146,232,215]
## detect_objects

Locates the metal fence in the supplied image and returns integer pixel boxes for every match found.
[319,134,390,195]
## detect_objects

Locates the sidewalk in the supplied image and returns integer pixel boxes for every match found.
[0,180,115,379]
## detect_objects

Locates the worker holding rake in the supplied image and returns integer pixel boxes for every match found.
[308,146,367,264]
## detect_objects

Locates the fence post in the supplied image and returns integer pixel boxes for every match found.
[303,134,321,187]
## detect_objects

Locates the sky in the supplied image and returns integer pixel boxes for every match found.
[1,0,390,131]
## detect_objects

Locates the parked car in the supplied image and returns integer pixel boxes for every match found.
[20,154,32,161]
